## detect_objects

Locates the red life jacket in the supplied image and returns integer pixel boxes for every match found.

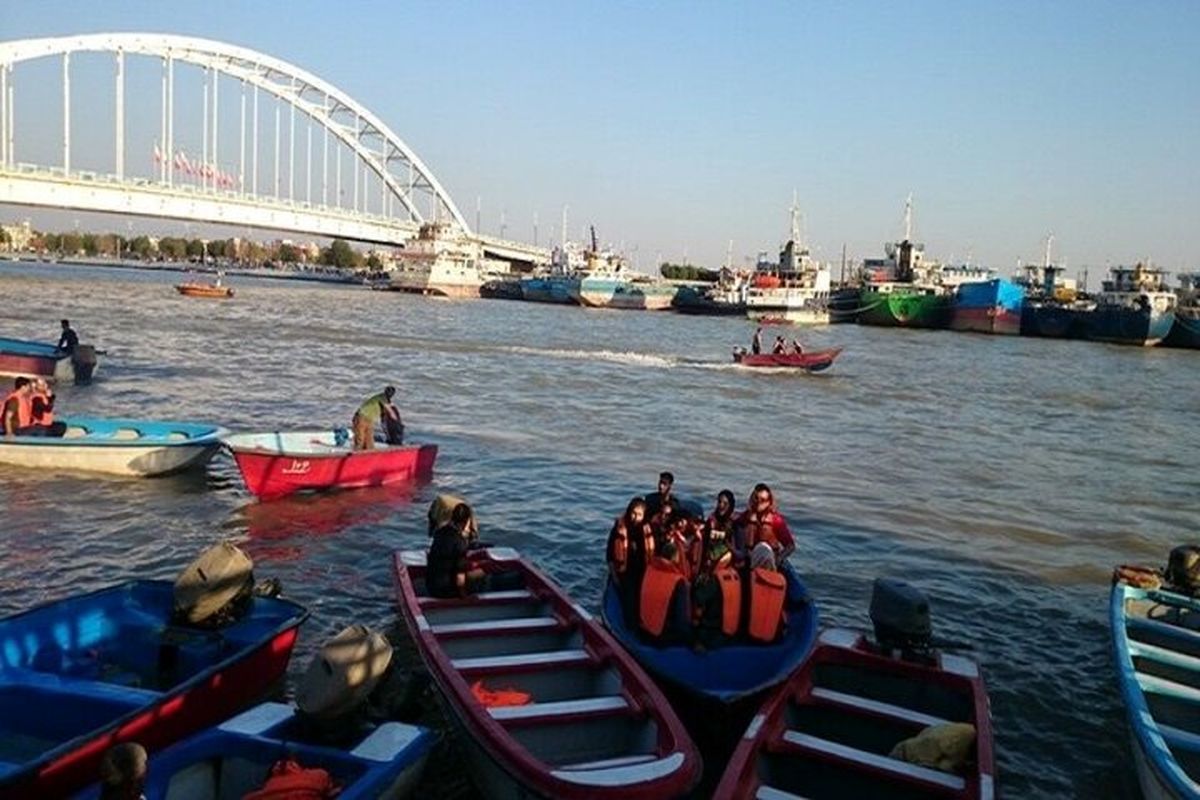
[242,758,339,800]
[639,557,688,637]
[3,391,32,431]
[30,390,53,425]
[747,567,787,643]
[608,518,630,576]
[743,511,786,551]
[716,568,742,636]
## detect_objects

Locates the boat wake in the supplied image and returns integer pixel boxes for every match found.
[503,345,678,369]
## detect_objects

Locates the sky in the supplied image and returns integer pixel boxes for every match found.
[2,0,1198,274]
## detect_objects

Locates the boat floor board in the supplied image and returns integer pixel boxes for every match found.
[430,616,560,636]
[808,687,951,729]
[489,695,629,722]
[778,729,967,792]
[452,648,591,672]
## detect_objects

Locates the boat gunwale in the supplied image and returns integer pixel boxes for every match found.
[0,418,227,449]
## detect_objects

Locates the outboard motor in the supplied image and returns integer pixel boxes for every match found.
[173,541,256,628]
[870,578,933,656]
[71,344,97,384]
[1167,545,1200,595]
[295,624,395,743]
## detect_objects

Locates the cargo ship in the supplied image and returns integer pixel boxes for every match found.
[744,197,832,324]
[389,221,508,298]
[1163,272,1200,349]
[857,195,952,329]
[1081,263,1177,347]
[951,277,1025,335]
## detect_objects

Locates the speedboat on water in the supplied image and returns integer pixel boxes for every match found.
[393,546,701,800]
[714,579,995,800]
[0,335,99,384]
[0,417,226,476]
[225,429,437,500]
[176,271,234,298]
[0,577,308,798]
[732,347,842,372]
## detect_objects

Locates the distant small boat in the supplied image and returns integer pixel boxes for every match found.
[1112,581,1200,800]
[176,281,234,298]
[0,335,99,383]
[713,627,995,800]
[225,429,437,500]
[732,347,843,372]
[393,546,701,800]
[0,580,307,798]
[0,416,227,476]
[600,561,819,705]
[75,701,435,800]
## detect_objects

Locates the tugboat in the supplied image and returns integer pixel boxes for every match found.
[858,195,953,329]
[1081,263,1176,347]
[744,195,832,325]
[1163,272,1200,349]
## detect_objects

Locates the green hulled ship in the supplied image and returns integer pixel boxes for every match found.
[857,195,952,329]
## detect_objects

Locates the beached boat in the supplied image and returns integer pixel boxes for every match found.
[1082,264,1177,347]
[1111,581,1200,800]
[75,701,434,800]
[600,561,819,705]
[713,625,995,800]
[393,546,701,800]
[0,417,226,476]
[732,347,843,372]
[225,430,437,500]
[0,335,99,384]
[0,580,307,798]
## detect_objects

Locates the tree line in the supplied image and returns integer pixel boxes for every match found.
[659,262,719,282]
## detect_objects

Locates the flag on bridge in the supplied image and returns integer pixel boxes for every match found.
[153,143,163,163]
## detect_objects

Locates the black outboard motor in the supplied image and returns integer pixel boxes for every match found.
[870,577,933,657]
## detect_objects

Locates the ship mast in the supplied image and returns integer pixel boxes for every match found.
[903,192,913,242]
[1043,232,1054,268]
[725,239,733,270]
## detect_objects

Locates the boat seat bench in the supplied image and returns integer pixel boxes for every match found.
[418,589,536,607]
[430,616,560,636]
[778,729,967,792]
[452,648,591,672]
[489,694,629,722]
[809,687,952,728]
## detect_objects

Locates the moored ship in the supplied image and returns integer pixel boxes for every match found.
[1163,272,1200,349]
[858,195,952,329]
[1081,263,1176,346]
[389,221,508,298]
[744,197,832,324]
[1016,237,1091,339]
[567,227,678,310]
[951,277,1025,335]
[520,241,585,304]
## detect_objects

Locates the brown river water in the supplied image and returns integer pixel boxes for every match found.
[1,261,1197,797]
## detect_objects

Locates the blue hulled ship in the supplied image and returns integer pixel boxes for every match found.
[1163,272,1200,349]
[1081,264,1176,347]
[951,277,1025,335]
[1017,249,1092,339]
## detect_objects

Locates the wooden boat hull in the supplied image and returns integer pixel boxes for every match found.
[1111,582,1200,800]
[600,562,819,705]
[225,430,437,500]
[0,580,308,798]
[175,283,234,298]
[0,336,98,383]
[393,547,700,800]
[0,417,226,476]
[732,347,842,372]
[75,702,434,800]
[714,628,995,800]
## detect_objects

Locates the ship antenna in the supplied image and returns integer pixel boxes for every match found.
[790,189,802,247]
[561,205,569,248]
[903,192,913,242]
[1044,233,1054,269]
[725,239,733,270]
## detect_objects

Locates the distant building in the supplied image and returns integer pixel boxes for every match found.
[1,219,33,251]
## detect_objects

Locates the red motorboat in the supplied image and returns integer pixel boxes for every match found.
[393,546,701,800]
[732,346,843,371]
[224,430,437,500]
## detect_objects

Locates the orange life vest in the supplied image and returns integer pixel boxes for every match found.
[610,519,654,577]
[30,390,53,425]
[639,557,688,637]
[242,758,339,800]
[716,568,742,636]
[743,511,785,551]
[747,567,787,643]
[471,679,532,708]
[2,390,32,431]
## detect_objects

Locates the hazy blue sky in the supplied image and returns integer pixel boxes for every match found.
[2,1,1198,274]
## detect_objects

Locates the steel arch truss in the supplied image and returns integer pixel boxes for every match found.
[0,32,469,230]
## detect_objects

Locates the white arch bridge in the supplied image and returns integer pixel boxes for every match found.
[0,33,545,265]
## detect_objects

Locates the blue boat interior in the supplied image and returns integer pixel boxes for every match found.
[601,563,819,703]
[8,417,223,446]
[0,581,305,781]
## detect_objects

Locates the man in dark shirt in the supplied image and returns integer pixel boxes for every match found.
[426,503,483,598]
[644,471,675,522]
[57,319,79,354]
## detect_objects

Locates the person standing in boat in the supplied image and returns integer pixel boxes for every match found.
[751,326,763,355]
[735,483,795,565]
[351,385,400,450]
[644,471,675,522]
[56,318,79,355]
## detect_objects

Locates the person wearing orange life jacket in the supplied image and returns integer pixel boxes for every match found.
[28,378,67,437]
[701,490,738,574]
[691,522,742,651]
[639,541,692,645]
[663,510,703,582]
[608,497,655,622]
[2,377,35,437]
[745,542,787,643]
[735,482,796,565]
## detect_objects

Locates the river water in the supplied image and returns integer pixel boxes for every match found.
[1,261,1196,798]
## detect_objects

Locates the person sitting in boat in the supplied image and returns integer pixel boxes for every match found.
[608,497,655,619]
[56,318,79,355]
[98,741,147,800]
[772,336,787,355]
[644,471,675,522]
[638,541,692,645]
[791,339,804,355]
[691,529,741,651]
[735,483,796,565]
[427,502,487,598]
[751,326,763,355]
[745,542,788,643]
[351,385,400,451]
[2,377,36,437]
[28,378,66,437]
[664,509,703,582]
[702,490,737,573]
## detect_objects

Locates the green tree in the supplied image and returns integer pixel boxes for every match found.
[0,228,9,249]
[185,239,205,259]
[207,239,226,259]
[130,236,155,259]
[278,243,301,264]
[320,238,360,269]
[366,253,383,271]
[60,232,83,255]
[159,237,187,261]
[41,232,61,253]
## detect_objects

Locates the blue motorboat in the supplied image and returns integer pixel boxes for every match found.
[600,562,819,705]
[75,702,435,800]
[0,417,227,477]
[1111,581,1200,799]
[0,580,308,798]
